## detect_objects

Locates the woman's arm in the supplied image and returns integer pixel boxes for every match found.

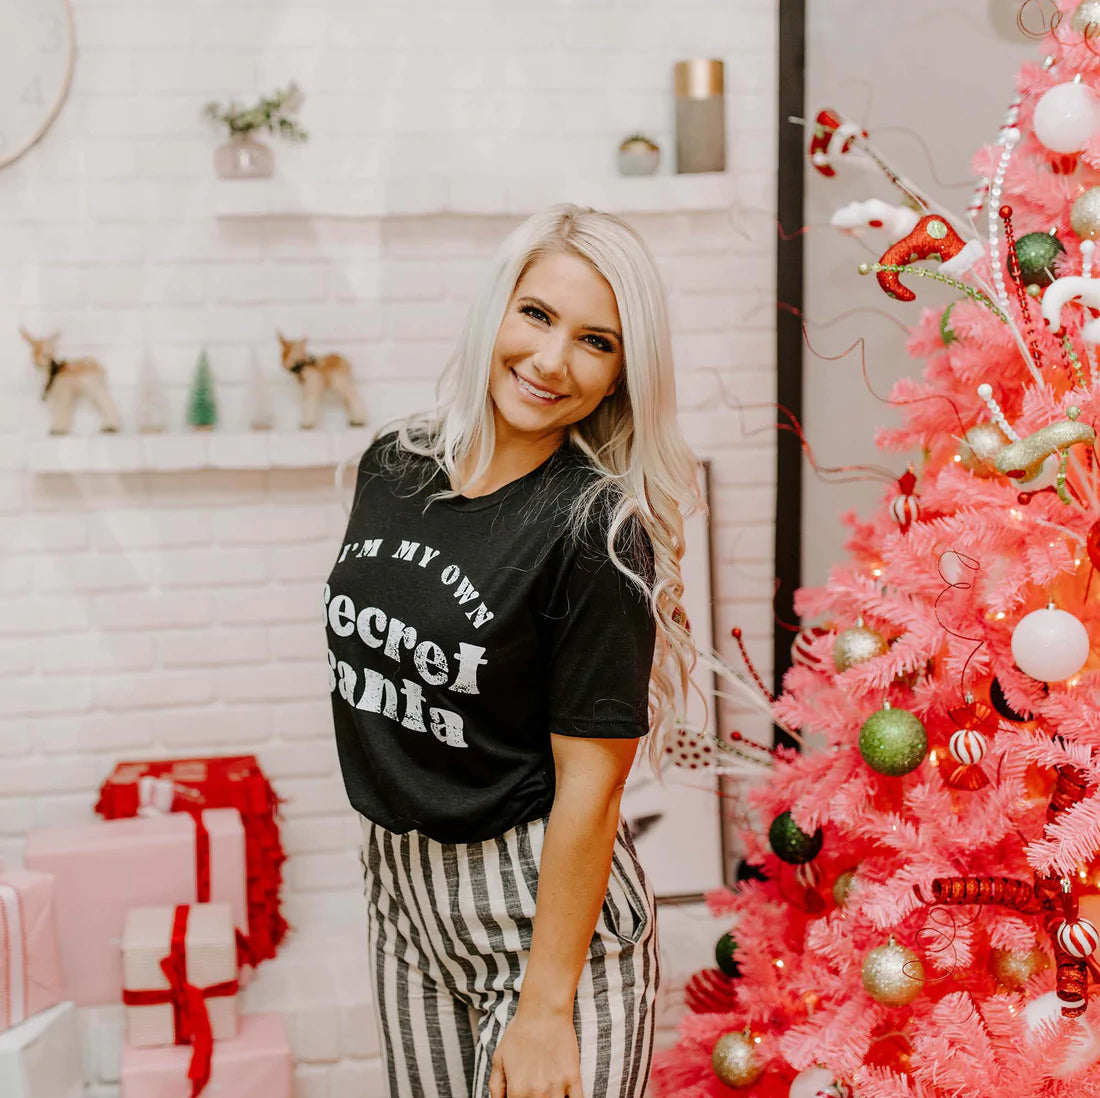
[488,732,641,1098]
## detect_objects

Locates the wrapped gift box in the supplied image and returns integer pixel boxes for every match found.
[96,756,287,964]
[0,1000,83,1098]
[0,868,63,1035]
[25,809,247,1007]
[121,1011,291,1098]
[123,903,239,1048]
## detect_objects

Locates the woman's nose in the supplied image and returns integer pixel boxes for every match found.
[532,333,569,378]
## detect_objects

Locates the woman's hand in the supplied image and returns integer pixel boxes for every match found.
[488,1006,584,1098]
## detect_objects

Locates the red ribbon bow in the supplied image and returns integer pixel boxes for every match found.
[122,905,239,1097]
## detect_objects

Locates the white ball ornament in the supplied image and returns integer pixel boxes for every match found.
[1056,916,1100,958]
[789,1066,851,1098]
[949,728,988,765]
[1023,990,1100,1078]
[1010,606,1090,682]
[1033,81,1100,155]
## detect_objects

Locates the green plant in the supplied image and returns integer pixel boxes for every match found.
[202,81,309,141]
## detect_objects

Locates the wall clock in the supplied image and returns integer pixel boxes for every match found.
[0,0,76,170]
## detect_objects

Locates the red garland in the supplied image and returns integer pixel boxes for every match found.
[121,905,239,1098]
[917,766,1095,1017]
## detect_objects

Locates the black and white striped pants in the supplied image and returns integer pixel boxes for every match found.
[359,813,660,1098]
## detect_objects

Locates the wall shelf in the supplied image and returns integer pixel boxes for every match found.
[26,429,371,474]
[212,172,734,220]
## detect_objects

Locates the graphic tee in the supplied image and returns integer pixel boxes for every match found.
[324,432,656,843]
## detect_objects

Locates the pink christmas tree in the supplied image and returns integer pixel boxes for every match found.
[653,5,1100,1096]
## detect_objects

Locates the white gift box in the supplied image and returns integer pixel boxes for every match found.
[122,903,239,1049]
[0,999,84,1098]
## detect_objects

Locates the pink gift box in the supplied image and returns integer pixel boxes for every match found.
[0,869,63,1034]
[121,1011,292,1098]
[24,809,247,1007]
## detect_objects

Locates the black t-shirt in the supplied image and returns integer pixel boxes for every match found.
[323,431,656,843]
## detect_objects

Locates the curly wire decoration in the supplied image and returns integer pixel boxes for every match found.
[776,300,914,337]
[932,550,988,698]
[914,903,985,984]
[1018,0,1100,54]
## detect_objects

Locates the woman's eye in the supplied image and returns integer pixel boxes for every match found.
[520,305,549,323]
[583,334,614,353]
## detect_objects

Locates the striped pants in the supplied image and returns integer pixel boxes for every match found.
[359,814,660,1098]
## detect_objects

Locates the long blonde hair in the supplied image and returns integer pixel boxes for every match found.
[392,203,705,770]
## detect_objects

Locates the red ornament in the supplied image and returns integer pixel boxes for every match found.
[794,861,821,889]
[683,968,739,1013]
[1087,517,1100,571]
[949,729,988,764]
[808,108,865,177]
[889,493,921,532]
[1056,917,1100,959]
[876,214,967,302]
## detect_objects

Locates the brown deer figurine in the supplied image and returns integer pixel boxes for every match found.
[20,328,121,435]
[277,332,366,429]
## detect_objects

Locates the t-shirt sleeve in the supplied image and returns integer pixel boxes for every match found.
[543,518,657,739]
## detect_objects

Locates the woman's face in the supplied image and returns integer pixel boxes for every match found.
[487,250,624,450]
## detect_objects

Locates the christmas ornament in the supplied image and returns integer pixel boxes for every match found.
[831,199,919,239]
[989,676,1032,722]
[957,423,1007,476]
[1014,231,1065,286]
[993,408,1096,480]
[794,861,821,890]
[948,728,987,764]
[858,703,928,776]
[711,1030,764,1088]
[808,108,865,177]
[1056,917,1100,958]
[939,300,959,345]
[792,625,830,670]
[1011,605,1090,682]
[768,811,823,864]
[1033,81,1100,155]
[789,1067,851,1098]
[832,622,887,672]
[715,932,742,978]
[1040,275,1100,342]
[1023,991,1100,1078]
[1072,0,1100,33]
[989,947,1045,989]
[1088,517,1100,571]
[833,868,857,907]
[187,348,218,430]
[684,968,739,1013]
[889,468,920,532]
[861,939,925,1006]
[875,213,968,302]
[1071,187,1100,241]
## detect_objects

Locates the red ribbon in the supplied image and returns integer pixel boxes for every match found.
[121,906,239,1098]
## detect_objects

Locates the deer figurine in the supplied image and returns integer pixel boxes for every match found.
[20,327,121,435]
[277,332,366,429]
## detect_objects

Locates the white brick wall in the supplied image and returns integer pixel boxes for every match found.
[3,0,777,1092]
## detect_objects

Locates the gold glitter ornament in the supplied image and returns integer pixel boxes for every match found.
[1072,187,1100,241]
[832,623,887,672]
[993,409,1096,480]
[1072,0,1100,33]
[711,1030,765,1088]
[989,947,1046,989]
[833,867,858,907]
[862,939,924,1006]
[957,423,1007,477]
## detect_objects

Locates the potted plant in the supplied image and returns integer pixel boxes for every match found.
[202,81,308,179]
[618,134,660,176]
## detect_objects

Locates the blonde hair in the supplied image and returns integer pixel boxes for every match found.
[391,203,706,771]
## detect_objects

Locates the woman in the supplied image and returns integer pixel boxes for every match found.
[324,203,703,1098]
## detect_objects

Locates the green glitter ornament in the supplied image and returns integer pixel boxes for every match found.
[768,810,823,864]
[940,300,960,345]
[859,703,928,776]
[714,932,742,978]
[1014,232,1064,286]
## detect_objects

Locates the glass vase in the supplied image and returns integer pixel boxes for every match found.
[214,133,275,179]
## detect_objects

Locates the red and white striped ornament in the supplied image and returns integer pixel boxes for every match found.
[792,625,829,670]
[794,861,822,890]
[1056,917,1100,959]
[948,728,988,765]
[889,492,921,532]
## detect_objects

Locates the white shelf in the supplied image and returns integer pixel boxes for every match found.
[26,429,372,473]
[212,173,734,220]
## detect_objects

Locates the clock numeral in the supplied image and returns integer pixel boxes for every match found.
[37,13,64,52]
[21,76,44,107]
